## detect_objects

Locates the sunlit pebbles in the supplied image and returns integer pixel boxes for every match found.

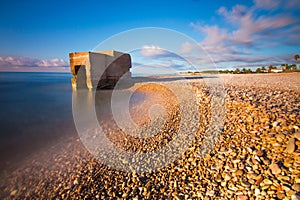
[0,73,299,199]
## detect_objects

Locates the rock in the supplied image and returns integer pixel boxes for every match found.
[10,190,17,196]
[283,185,292,192]
[292,194,300,200]
[241,181,250,187]
[262,185,270,190]
[277,193,285,199]
[293,131,300,140]
[294,132,300,140]
[269,163,281,175]
[253,164,259,170]
[283,158,293,168]
[255,175,264,185]
[273,142,281,147]
[256,150,264,157]
[235,170,244,176]
[276,134,285,142]
[221,181,227,187]
[73,178,79,185]
[225,173,231,181]
[286,138,296,153]
[267,190,275,195]
[293,183,300,192]
[254,188,260,196]
[2,75,300,199]
[237,195,248,200]
[206,190,215,196]
[263,179,273,185]
[261,191,267,196]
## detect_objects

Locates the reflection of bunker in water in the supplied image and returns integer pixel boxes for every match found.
[69,50,131,90]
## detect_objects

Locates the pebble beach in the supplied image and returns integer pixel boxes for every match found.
[0,73,300,199]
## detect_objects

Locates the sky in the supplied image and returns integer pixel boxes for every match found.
[0,0,299,73]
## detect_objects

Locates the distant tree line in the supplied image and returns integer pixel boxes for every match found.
[218,54,300,74]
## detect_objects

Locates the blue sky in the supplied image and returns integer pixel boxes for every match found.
[0,0,299,72]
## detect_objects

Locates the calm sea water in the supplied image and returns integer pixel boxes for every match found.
[0,72,171,171]
[0,72,76,170]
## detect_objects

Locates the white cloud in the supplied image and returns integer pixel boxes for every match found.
[215,4,295,46]
[217,4,248,22]
[140,45,167,57]
[37,58,67,67]
[285,0,300,10]
[0,56,69,72]
[253,0,280,10]
[5,56,14,61]
[188,1,299,67]
[198,25,228,46]
[187,23,239,56]
[180,42,196,54]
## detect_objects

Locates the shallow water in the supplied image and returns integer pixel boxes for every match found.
[0,72,149,171]
[0,72,75,171]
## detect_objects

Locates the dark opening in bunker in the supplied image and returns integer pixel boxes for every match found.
[74,65,87,89]
[74,65,86,75]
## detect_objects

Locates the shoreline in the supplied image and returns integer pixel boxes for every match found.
[0,73,299,199]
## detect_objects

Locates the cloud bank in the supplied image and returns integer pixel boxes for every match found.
[0,56,69,72]
[185,0,300,68]
[130,47,195,76]
[140,45,169,57]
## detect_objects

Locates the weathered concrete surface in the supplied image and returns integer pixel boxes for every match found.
[69,50,131,90]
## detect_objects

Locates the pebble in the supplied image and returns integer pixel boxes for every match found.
[254,188,260,196]
[293,183,300,192]
[256,150,264,157]
[269,163,281,175]
[261,191,267,196]
[283,185,292,192]
[237,195,248,200]
[235,170,244,176]
[277,193,285,199]
[1,74,300,199]
[286,138,296,153]
[241,181,250,187]
[276,134,285,142]
[225,173,231,181]
[73,178,79,185]
[255,175,264,185]
[206,190,215,196]
[292,194,300,200]
[263,179,273,185]
[10,190,17,196]
[221,181,227,187]
[284,158,293,168]
[294,132,300,140]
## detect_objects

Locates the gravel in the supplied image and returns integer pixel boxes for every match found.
[0,73,299,199]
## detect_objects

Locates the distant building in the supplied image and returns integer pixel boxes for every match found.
[270,68,283,73]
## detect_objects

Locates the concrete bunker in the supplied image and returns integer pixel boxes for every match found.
[69,50,131,90]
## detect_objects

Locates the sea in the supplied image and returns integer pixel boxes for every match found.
[0,72,192,172]
[0,72,76,171]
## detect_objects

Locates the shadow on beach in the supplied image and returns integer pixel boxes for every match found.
[131,75,215,83]
[98,75,217,90]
